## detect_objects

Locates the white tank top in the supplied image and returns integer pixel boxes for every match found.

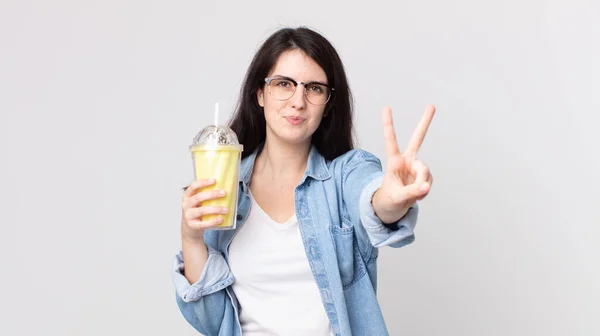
[228,193,333,336]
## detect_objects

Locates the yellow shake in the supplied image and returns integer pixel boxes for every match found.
[190,144,242,229]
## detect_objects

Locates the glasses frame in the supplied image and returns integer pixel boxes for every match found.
[264,76,335,106]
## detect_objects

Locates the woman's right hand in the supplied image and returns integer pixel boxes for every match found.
[181,178,228,243]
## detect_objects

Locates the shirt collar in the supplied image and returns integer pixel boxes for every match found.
[239,142,332,192]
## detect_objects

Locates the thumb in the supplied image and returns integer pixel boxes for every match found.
[396,182,430,201]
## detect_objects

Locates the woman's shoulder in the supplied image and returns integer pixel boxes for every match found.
[323,148,384,181]
[329,148,382,168]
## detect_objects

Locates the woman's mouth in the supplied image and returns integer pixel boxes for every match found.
[285,116,305,125]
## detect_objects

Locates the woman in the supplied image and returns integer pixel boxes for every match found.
[173,27,435,336]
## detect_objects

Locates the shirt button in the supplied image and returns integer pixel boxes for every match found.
[237,214,243,221]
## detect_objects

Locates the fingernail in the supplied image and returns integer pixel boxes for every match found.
[219,190,226,196]
[420,184,430,192]
[222,207,229,214]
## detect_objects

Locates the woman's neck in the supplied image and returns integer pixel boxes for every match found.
[254,137,310,180]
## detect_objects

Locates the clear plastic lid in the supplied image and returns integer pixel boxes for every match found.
[191,125,241,146]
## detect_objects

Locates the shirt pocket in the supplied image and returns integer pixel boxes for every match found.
[330,221,367,290]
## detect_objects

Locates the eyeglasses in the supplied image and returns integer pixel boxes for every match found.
[264,76,334,106]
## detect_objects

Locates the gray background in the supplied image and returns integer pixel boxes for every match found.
[1,0,598,335]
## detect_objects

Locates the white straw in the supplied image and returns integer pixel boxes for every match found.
[214,102,219,126]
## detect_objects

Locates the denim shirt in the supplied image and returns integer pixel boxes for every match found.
[172,145,419,336]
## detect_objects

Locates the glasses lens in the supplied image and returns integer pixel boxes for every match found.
[305,83,331,105]
[269,79,295,100]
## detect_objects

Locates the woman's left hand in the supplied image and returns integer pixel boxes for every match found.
[372,105,435,224]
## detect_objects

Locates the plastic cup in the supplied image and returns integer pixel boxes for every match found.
[190,125,243,230]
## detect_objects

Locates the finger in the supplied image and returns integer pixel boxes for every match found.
[416,172,433,201]
[382,106,401,158]
[405,104,435,157]
[185,206,229,221]
[411,160,430,186]
[187,189,226,208]
[183,178,216,198]
[186,216,225,230]
[396,182,430,202]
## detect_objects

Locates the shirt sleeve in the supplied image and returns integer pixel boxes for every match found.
[342,149,419,249]
[172,247,235,302]
[359,174,418,248]
[172,247,238,335]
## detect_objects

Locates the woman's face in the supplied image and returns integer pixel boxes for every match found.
[257,49,328,147]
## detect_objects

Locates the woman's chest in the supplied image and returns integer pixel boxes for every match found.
[249,177,297,223]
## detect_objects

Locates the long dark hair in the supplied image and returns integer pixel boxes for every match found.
[228,27,355,160]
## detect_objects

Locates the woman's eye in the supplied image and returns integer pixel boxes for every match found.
[309,85,323,93]
[276,80,291,87]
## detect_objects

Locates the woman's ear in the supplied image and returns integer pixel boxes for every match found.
[257,89,264,107]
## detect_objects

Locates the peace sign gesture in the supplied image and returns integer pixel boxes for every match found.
[372,105,435,224]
